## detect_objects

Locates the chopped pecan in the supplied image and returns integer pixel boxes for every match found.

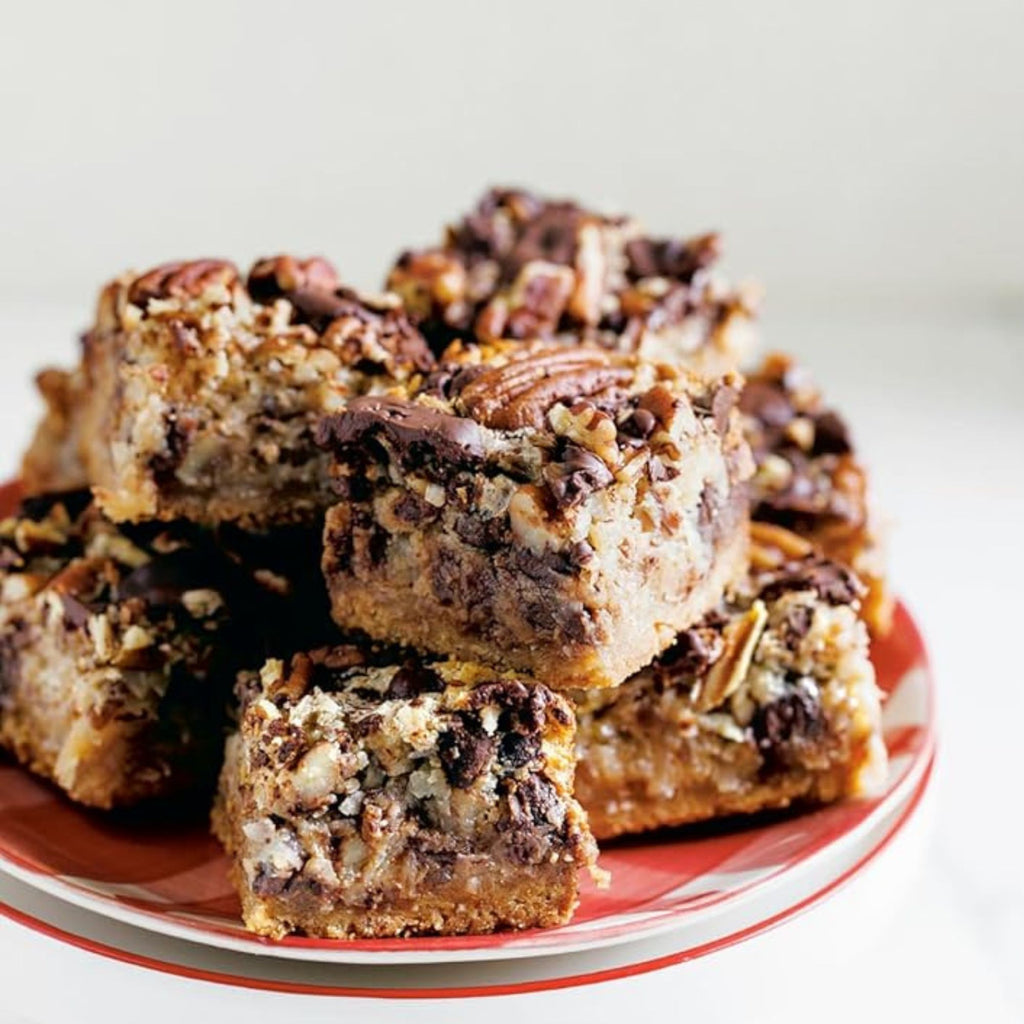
[387,249,468,321]
[625,232,721,282]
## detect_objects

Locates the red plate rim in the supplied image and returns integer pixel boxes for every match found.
[0,750,936,999]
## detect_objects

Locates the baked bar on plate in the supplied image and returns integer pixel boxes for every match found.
[741,352,892,634]
[213,645,600,939]
[316,339,753,689]
[22,256,435,526]
[574,552,887,840]
[0,490,327,808]
[386,186,759,373]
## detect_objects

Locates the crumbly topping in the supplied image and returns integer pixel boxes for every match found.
[317,339,750,531]
[230,646,595,901]
[741,353,864,530]
[92,255,434,390]
[386,187,758,357]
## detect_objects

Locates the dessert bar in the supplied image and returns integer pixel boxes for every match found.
[740,353,892,634]
[23,256,435,526]
[213,646,600,938]
[21,368,91,495]
[0,490,327,808]
[387,187,758,373]
[317,340,753,689]
[574,548,886,839]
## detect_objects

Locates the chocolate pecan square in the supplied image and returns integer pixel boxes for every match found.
[213,646,599,939]
[317,339,753,689]
[22,257,435,527]
[574,554,886,839]
[386,187,759,374]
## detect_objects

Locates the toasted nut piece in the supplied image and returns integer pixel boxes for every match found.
[749,521,815,569]
[456,346,633,431]
[693,600,768,712]
[128,260,239,307]
[247,255,339,302]
[785,416,815,451]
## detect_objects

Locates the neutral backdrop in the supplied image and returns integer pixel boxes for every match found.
[1,0,1022,307]
[0,1,1022,1021]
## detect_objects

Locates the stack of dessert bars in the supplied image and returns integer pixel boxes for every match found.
[1,190,890,939]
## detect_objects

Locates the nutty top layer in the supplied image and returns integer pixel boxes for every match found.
[740,354,864,531]
[317,340,745,514]
[235,647,586,877]
[386,186,756,355]
[92,254,435,386]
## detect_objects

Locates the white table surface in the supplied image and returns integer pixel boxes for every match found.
[0,298,1020,1023]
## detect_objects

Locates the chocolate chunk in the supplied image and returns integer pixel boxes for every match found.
[503,203,583,277]
[251,866,294,897]
[812,411,852,456]
[505,773,561,829]
[421,363,487,401]
[760,559,866,607]
[654,623,725,680]
[752,686,824,755]
[622,406,657,438]
[740,379,794,430]
[470,678,570,730]
[438,716,495,788]
[285,288,362,333]
[543,444,614,509]
[115,548,226,609]
[148,414,195,481]
[499,731,542,769]
[392,491,437,526]
[384,664,445,700]
[625,233,720,282]
[20,490,92,525]
[448,188,543,263]
[782,603,815,647]
[316,397,486,474]
[453,512,506,550]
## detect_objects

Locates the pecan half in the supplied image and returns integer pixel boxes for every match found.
[455,347,634,431]
[247,255,339,303]
[128,260,239,306]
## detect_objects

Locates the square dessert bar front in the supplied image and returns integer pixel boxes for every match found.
[386,187,759,373]
[574,553,887,840]
[316,341,753,690]
[213,647,600,939]
[22,255,435,526]
[740,353,892,634]
[0,491,327,808]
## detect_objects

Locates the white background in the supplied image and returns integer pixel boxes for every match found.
[0,1,1022,1020]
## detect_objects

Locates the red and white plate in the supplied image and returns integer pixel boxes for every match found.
[0,582,935,969]
[0,750,935,999]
